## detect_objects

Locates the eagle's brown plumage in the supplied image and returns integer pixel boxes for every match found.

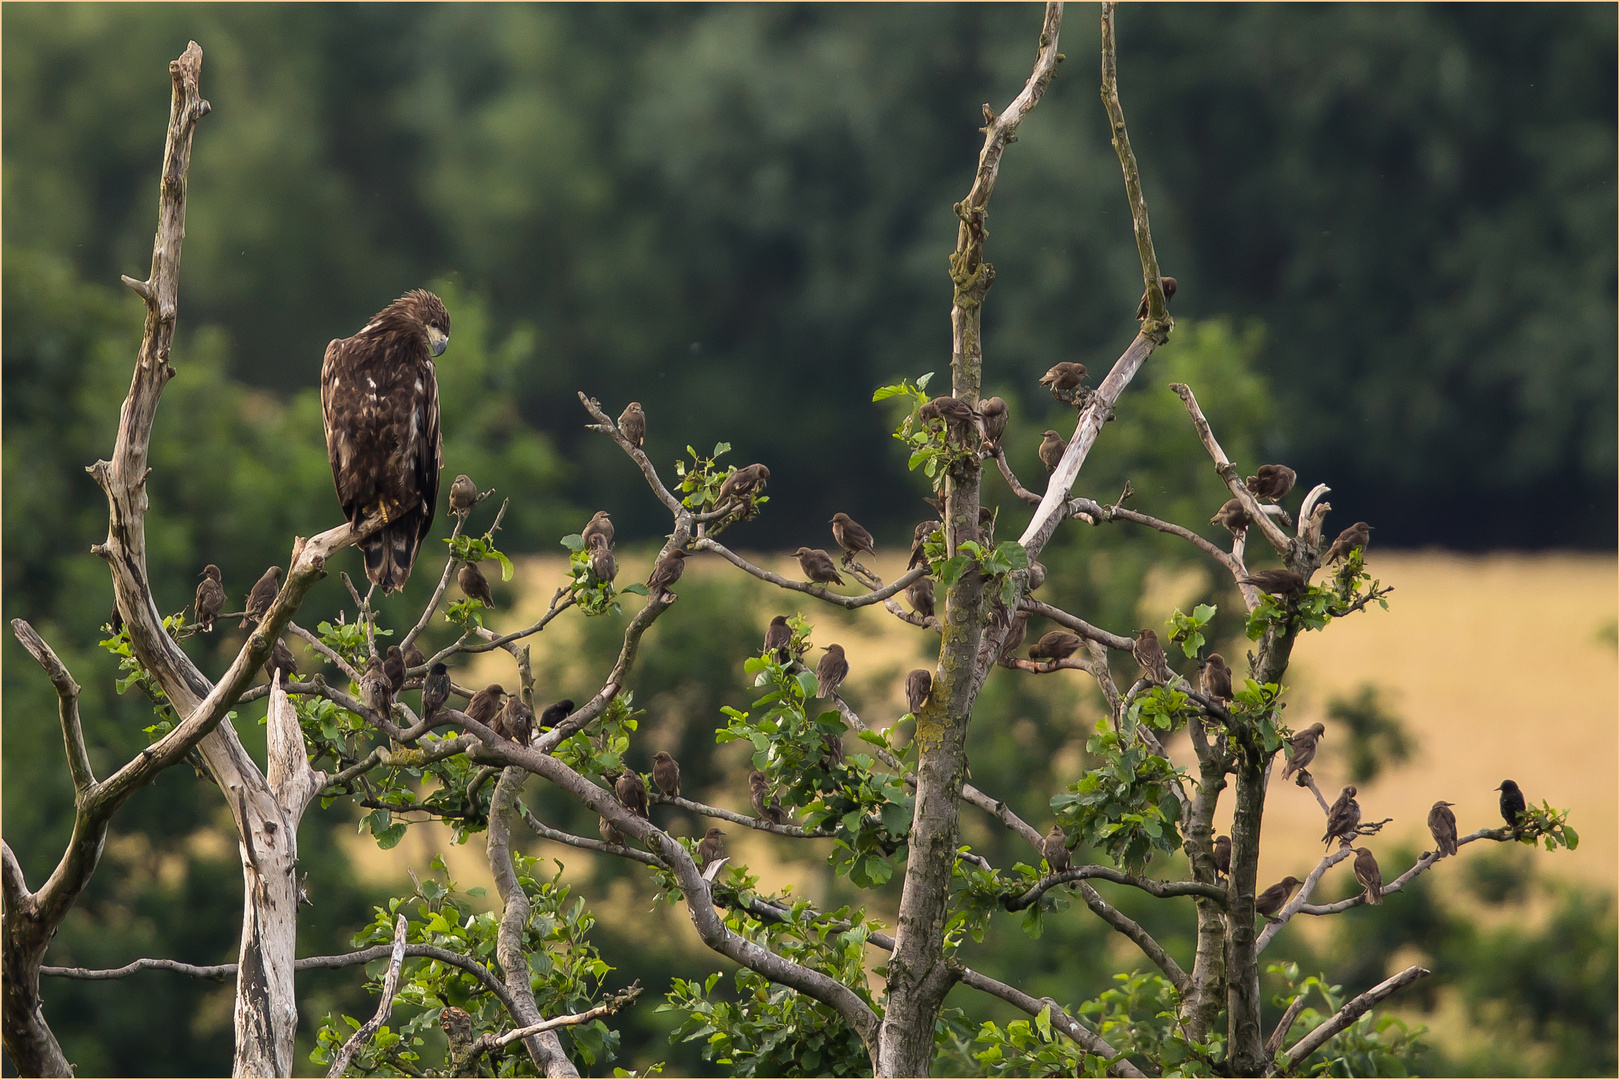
[321,289,449,593]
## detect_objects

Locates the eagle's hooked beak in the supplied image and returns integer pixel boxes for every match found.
[427,326,449,358]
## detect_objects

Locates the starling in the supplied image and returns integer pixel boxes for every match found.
[1038,429,1066,472]
[830,513,877,565]
[1041,825,1071,873]
[449,474,478,516]
[194,564,225,632]
[696,826,727,871]
[539,699,575,730]
[1038,362,1088,394]
[495,694,535,745]
[1280,722,1326,782]
[978,396,1008,447]
[1133,629,1172,683]
[816,644,850,699]
[1428,801,1459,858]
[265,639,299,687]
[464,684,506,727]
[241,565,283,628]
[615,770,649,820]
[749,770,784,824]
[909,520,940,569]
[820,732,846,768]
[1321,785,1361,849]
[1213,835,1232,878]
[793,547,846,587]
[587,533,617,584]
[715,463,770,504]
[383,645,407,693]
[1028,630,1082,662]
[764,615,793,661]
[646,549,689,600]
[599,815,625,847]
[1135,275,1178,320]
[580,510,614,550]
[905,668,932,714]
[1244,464,1297,502]
[1209,498,1251,535]
[999,610,1031,658]
[1026,560,1048,592]
[108,602,124,636]
[1239,569,1308,596]
[1352,847,1384,905]
[1255,875,1302,918]
[1202,653,1234,703]
[907,576,936,619]
[652,750,681,798]
[1495,779,1526,832]
[360,656,392,715]
[403,641,427,669]
[1324,521,1372,564]
[618,401,646,448]
[918,395,979,434]
[421,662,451,718]
[458,562,495,608]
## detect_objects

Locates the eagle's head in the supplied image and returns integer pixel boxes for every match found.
[397,288,451,357]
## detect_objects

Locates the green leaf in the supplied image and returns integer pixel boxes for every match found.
[873,385,911,402]
[1193,603,1217,622]
[490,549,514,581]
[619,582,650,596]
[561,533,585,552]
[915,371,934,392]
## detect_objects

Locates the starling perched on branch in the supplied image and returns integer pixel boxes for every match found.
[539,699,575,730]
[918,395,979,434]
[1039,362,1088,395]
[1201,653,1234,703]
[1495,779,1526,833]
[793,547,846,587]
[715,463,770,504]
[821,732,846,768]
[421,662,450,719]
[495,694,534,745]
[1041,825,1071,873]
[764,615,793,661]
[1280,723,1326,782]
[383,645,407,693]
[449,474,478,516]
[265,639,299,687]
[580,511,614,549]
[1322,785,1361,849]
[1353,847,1384,905]
[978,396,1008,447]
[1133,629,1172,683]
[1239,569,1307,596]
[816,644,849,699]
[909,520,940,569]
[599,815,625,847]
[830,513,877,565]
[1428,801,1459,857]
[618,401,646,448]
[1244,464,1296,502]
[696,826,726,871]
[1213,835,1231,878]
[1000,610,1031,658]
[646,549,689,600]
[1255,875,1302,918]
[1324,521,1372,564]
[360,656,392,715]
[1038,430,1066,472]
[194,564,225,632]
[403,641,426,669]
[1210,498,1251,535]
[108,602,124,636]
[587,534,617,584]
[1027,560,1048,592]
[907,577,935,619]
[1136,275,1177,320]
[749,770,784,824]
[464,684,505,727]
[905,669,933,714]
[1028,630,1082,661]
[242,565,283,628]
[652,751,681,798]
[615,770,649,820]
[458,562,495,608]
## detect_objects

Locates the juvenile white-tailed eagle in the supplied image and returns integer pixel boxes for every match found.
[321,289,449,593]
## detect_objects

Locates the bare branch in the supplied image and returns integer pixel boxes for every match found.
[1005,866,1226,908]
[693,538,928,610]
[479,983,642,1052]
[400,506,475,655]
[324,914,409,1078]
[1020,599,1135,652]
[519,808,662,869]
[286,620,360,684]
[1278,966,1430,1072]
[1072,880,1190,995]
[1265,993,1309,1058]
[11,620,94,793]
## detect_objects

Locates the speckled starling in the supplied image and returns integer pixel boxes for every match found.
[1244,464,1296,502]
[646,549,689,600]
[194,564,224,632]
[360,656,392,715]
[1202,653,1234,703]
[580,511,614,549]
[830,513,877,565]
[918,395,979,431]
[793,547,846,587]
[1324,521,1371,564]
[715,463,770,504]
[1038,429,1066,472]
[652,751,681,798]
[1136,275,1177,320]
[1280,723,1326,782]
[495,694,534,745]
[1133,629,1171,683]
[1255,875,1301,918]
[1039,362,1088,394]
[1322,785,1361,849]
[696,826,727,870]
[1210,498,1251,535]
[907,576,935,619]
[449,474,478,516]
[1353,847,1384,905]
[1028,630,1082,662]
[458,562,495,608]
[1495,779,1526,832]
[905,668,932,714]
[749,770,784,824]
[1428,801,1458,858]
[1042,825,1071,873]
[618,401,646,448]
[1239,569,1307,596]
[421,663,450,719]
[979,396,1009,447]
[242,565,282,628]
[615,770,649,820]
[816,644,850,699]
[588,533,617,584]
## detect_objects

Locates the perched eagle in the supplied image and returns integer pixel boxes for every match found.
[321,289,449,593]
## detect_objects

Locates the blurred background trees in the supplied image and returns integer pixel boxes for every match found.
[4,4,1614,1075]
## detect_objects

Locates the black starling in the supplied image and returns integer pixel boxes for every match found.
[1202,653,1234,703]
[816,644,850,699]
[1255,875,1302,918]
[764,615,793,661]
[999,610,1031,658]
[906,577,936,619]
[458,562,495,608]
[715,463,770,504]
[909,521,940,569]
[793,547,846,587]
[615,770,649,820]
[108,602,124,636]
[1041,825,1071,873]
[618,401,646,448]
[1210,498,1251,535]
[1495,779,1526,833]
[242,565,283,628]
[421,662,451,719]
[830,513,877,565]
[1026,560,1048,592]
[1038,362,1088,394]
[495,694,534,746]
[580,511,614,549]
[449,474,478,516]
[1028,630,1082,662]
[1322,785,1361,849]
[265,639,299,687]
[646,549,689,600]
[979,396,1009,447]
[696,826,727,871]
[1244,464,1296,502]
[403,642,427,670]
[652,751,681,798]
[464,684,506,727]
[599,815,625,847]
[1213,835,1232,878]
[1239,569,1308,596]
[749,770,784,824]
[1324,521,1372,564]
[1038,429,1066,472]
[360,656,392,715]
[905,668,932,714]
[587,534,617,584]
[1280,723,1326,782]
[1352,847,1384,905]
[1136,275,1177,320]
[383,645,407,693]
[194,564,225,632]
[1428,801,1459,858]
[539,699,575,730]
[1133,629,1172,683]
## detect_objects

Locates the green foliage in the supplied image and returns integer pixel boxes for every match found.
[553,693,644,782]
[447,532,514,582]
[1051,721,1186,874]
[1167,603,1216,659]
[1265,962,1427,1076]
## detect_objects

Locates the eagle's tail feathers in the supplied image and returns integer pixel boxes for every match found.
[359,517,425,594]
